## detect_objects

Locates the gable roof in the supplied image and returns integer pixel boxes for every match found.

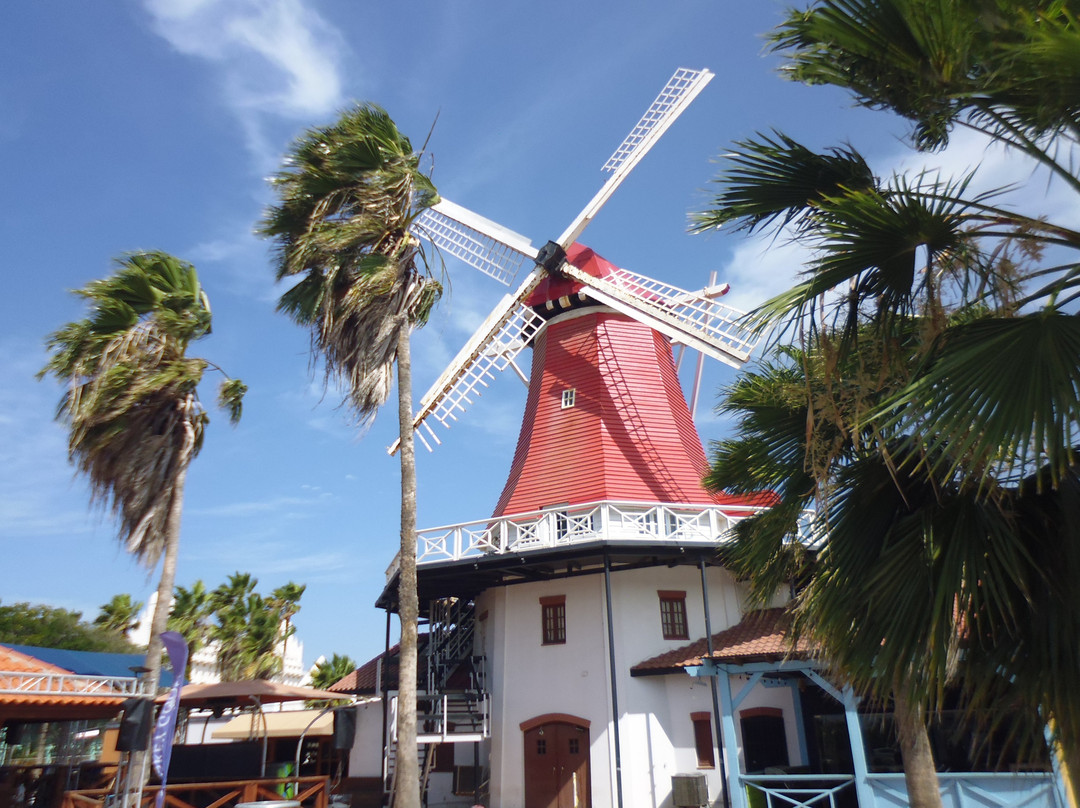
[329,636,446,695]
[631,608,812,676]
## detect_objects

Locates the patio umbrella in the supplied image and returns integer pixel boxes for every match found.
[157,680,343,709]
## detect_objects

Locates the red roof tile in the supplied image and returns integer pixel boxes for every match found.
[328,638,430,695]
[631,608,812,675]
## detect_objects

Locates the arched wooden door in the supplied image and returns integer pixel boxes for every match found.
[522,716,591,808]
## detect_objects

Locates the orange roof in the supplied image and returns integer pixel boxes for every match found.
[494,248,761,516]
[0,645,129,722]
[328,637,432,695]
[630,608,813,675]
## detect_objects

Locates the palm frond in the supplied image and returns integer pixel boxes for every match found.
[260,104,441,423]
[881,312,1080,487]
[692,131,875,234]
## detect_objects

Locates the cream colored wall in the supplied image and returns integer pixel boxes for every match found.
[478,563,792,808]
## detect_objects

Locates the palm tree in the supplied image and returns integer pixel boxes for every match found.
[715,0,1080,489]
[270,582,306,663]
[167,580,212,679]
[259,103,441,808]
[695,2,1080,800]
[708,335,965,808]
[40,252,245,698]
[210,572,258,679]
[311,653,358,691]
[235,594,285,680]
[94,594,143,636]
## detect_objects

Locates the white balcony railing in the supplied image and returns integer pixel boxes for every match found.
[0,671,137,696]
[386,500,798,581]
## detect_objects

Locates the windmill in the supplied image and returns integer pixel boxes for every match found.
[391,67,761,456]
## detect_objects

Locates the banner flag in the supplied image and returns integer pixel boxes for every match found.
[151,631,188,808]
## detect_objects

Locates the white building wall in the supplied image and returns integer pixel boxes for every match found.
[479,574,614,808]
[476,562,787,808]
[612,565,744,808]
[347,701,386,778]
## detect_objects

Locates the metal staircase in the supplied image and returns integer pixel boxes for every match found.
[384,598,490,804]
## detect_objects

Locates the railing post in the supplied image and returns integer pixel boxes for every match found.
[841,685,876,808]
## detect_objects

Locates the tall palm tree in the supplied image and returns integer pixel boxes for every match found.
[716,0,1080,488]
[41,252,245,698]
[708,335,960,808]
[259,103,441,808]
[94,594,143,636]
[695,1,1080,800]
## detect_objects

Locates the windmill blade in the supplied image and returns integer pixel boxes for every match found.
[560,262,760,369]
[389,271,547,454]
[556,67,714,249]
[416,198,538,286]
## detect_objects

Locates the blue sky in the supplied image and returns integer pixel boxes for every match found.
[2,1,1054,669]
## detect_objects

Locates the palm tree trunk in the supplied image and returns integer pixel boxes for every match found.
[394,328,421,808]
[893,685,943,808]
[130,410,195,788]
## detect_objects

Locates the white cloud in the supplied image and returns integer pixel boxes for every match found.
[143,0,345,165]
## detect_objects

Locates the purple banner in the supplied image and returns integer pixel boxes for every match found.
[151,631,188,808]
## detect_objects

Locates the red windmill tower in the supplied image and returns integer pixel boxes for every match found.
[373,70,771,808]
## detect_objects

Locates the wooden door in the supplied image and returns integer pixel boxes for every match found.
[523,721,590,808]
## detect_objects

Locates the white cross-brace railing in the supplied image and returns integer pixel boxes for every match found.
[0,671,136,696]
[385,500,817,581]
[742,775,855,808]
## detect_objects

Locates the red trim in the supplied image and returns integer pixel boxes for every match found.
[520,713,592,732]
[739,706,783,719]
[690,711,711,721]
[658,590,687,600]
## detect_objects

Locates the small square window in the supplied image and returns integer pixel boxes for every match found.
[658,591,689,640]
[540,595,566,645]
[561,389,576,409]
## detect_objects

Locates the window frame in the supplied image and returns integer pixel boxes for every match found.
[691,711,716,769]
[540,595,566,645]
[658,590,689,640]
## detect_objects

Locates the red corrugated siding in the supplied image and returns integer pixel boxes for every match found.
[493,310,734,516]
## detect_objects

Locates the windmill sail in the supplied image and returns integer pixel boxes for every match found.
[557,67,713,248]
[389,272,546,454]
[390,68,751,454]
[416,198,537,286]
[559,262,756,368]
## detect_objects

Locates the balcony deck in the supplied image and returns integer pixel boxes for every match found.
[386,499,796,582]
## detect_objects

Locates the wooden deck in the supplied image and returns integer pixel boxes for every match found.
[63,775,330,808]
